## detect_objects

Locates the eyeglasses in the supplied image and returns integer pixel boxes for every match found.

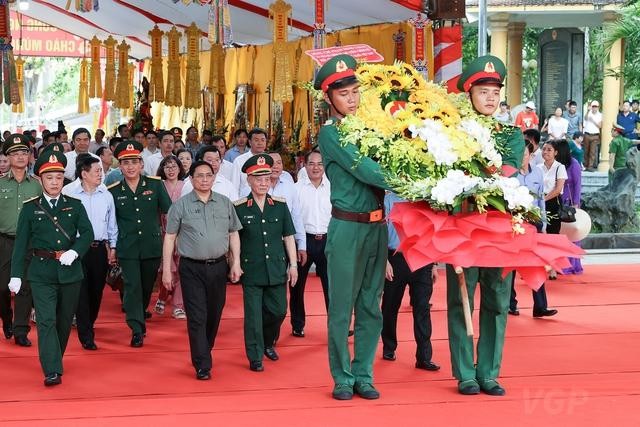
[163,164,179,170]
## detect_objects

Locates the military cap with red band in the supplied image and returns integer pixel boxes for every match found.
[34,151,67,176]
[314,54,358,92]
[242,154,274,176]
[113,140,144,160]
[457,55,507,92]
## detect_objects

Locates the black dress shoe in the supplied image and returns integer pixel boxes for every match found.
[348,330,354,337]
[249,361,264,372]
[3,324,12,339]
[292,329,305,337]
[332,384,353,400]
[196,369,211,380]
[382,351,396,361]
[264,346,279,361]
[144,311,152,319]
[130,333,144,348]
[15,335,32,347]
[81,341,98,351]
[479,379,506,396]
[508,308,520,316]
[533,308,558,318]
[415,360,440,371]
[458,380,480,395]
[354,382,380,399]
[44,373,62,387]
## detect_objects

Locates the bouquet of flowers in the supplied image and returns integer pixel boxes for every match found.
[338,61,540,227]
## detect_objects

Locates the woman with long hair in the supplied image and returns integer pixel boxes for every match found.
[175,148,193,178]
[557,139,584,275]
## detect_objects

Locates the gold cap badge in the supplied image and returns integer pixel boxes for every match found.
[335,60,347,73]
[257,156,266,165]
[484,62,496,73]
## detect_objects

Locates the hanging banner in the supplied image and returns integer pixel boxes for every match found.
[269,0,293,103]
[9,11,90,57]
[433,23,463,94]
[184,22,201,109]
[165,26,182,107]
[148,25,164,102]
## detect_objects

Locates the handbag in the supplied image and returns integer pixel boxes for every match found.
[556,166,576,223]
[106,263,124,292]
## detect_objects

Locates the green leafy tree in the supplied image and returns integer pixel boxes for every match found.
[602,0,640,99]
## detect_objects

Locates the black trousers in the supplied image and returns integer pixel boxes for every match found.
[0,233,32,337]
[76,243,109,344]
[179,258,228,372]
[381,250,434,363]
[510,273,548,312]
[289,233,329,331]
[546,197,561,235]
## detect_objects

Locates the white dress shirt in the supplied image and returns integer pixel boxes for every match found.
[584,110,603,134]
[62,179,118,246]
[64,150,100,181]
[219,159,233,181]
[231,151,293,197]
[180,174,239,201]
[295,175,331,235]
[144,151,166,176]
[269,177,306,250]
[141,147,159,161]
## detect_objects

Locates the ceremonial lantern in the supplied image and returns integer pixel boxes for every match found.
[0,1,20,106]
[11,56,23,113]
[88,36,103,98]
[165,26,182,107]
[183,22,201,109]
[148,25,164,102]
[78,58,89,113]
[269,0,293,103]
[114,40,131,110]
[103,35,117,101]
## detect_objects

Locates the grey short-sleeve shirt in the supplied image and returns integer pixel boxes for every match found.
[166,190,242,260]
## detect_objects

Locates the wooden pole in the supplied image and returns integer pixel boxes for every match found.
[454,266,474,337]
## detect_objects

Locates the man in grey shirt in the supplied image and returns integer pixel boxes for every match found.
[162,160,242,380]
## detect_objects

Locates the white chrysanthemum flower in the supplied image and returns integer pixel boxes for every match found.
[431,170,481,205]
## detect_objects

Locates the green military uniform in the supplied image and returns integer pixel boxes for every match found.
[108,142,171,341]
[448,55,524,395]
[315,55,391,395]
[11,151,93,380]
[234,154,296,365]
[609,131,634,174]
[0,134,42,341]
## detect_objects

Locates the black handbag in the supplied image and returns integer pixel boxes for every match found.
[556,167,576,223]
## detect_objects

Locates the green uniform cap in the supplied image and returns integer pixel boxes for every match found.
[314,54,358,92]
[40,142,65,156]
[114,140,144,160]
[2,133,31,155]
[242,154,274,176]
[457,55,506,92]
[34,150,67,176]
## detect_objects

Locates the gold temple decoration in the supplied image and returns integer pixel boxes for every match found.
[78,58,89,113]
[114,40,131,110]
[103,36,117,101]
[88,36,102,98]
[128,63,135,113]
[11,56,24,113]
[148,25,164,102]
[269,0,293,103]
[165,26,182,107]
[183,22,201,109]
[208,43,225,95]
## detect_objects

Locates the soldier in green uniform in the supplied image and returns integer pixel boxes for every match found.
[609,123,639,181]
[108,141,172,347]
[0,134,42,345]
[9,150,93,386]
[446,55,524,396]
[234,154,298,372]
[315,55,391,400]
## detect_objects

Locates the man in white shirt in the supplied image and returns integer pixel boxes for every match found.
[144,131,174,176]
[583,100,603,171]
[212,135,234,181]
[523,128,543,167]
[141,131,160,160]
[181,146,238,201]
[64,128,100,181]
[88,129,107,154]
[231,128,269,197]
[290,150,330,338]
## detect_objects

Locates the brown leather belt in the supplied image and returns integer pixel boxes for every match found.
[33,249,65,260]
[331,207,385,224]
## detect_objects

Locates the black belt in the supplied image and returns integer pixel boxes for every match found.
[90,240,108,248]
[331,206,385,224]
[0,232,15,240]
[584,132,600,135]
[181,255,226,265]
[33,249,65,260]
[306,233,327,240]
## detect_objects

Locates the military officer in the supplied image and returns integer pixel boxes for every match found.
[0,134,42,346]
[109,141,172,347]
[446,55,524,396]
[234,154,298,372]
[316,55,391,400]
[9,150,93,386]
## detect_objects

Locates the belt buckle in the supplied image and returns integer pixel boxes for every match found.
[314,234,324,240]
[54,251,64,260]
[369,209,383,222]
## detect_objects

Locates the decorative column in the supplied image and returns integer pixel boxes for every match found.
[489,14,508,99]
[507,22,525,106]
[599,37,624,172]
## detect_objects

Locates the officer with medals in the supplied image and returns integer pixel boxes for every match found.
[446,55,524,396]
[0,134,42,346]
[234,154,298,372]
[108,141,172,347]
[9,150,93,386]
[315,55,391,400]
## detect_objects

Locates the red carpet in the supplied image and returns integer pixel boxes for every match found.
[0,264,638,426]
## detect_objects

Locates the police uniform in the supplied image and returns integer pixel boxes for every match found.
[10,151,93,386]
[234,154,296,371]
[315,55,391,400]
[108,141,172,346]
[0,134,42,344]
[446,55,524,396]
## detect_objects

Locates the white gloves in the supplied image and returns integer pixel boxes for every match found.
[8,278,21,293]
[59,250,79,266]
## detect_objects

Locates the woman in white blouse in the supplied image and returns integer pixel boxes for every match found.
[546,107,569,140]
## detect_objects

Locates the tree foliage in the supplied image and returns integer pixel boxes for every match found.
[602,0,640,99]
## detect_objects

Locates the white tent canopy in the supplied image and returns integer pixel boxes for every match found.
[18,0,419,59]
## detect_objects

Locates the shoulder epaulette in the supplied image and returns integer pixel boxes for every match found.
[23,196,39,204]
[107,181,121,189]
[233,197,248,206]
[324,118,335,126]
[271,195,286,203]
[146,175,161,180]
